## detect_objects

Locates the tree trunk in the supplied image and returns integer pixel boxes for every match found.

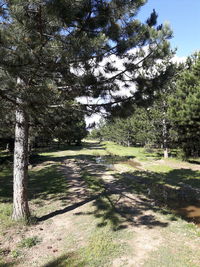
[162,116,169,159]
[12,103,30,221]
[164,148,168,159]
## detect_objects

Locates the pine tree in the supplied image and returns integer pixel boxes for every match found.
[169,53,200,158]
[33,102,87,146]
[0,0,172,220]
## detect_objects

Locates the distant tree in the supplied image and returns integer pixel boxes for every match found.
[90,107,154,147]
[169,53,200,158]
[103,61,180,158]
[33,102,87,146]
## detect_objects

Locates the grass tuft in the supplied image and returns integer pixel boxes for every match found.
[18,236,41,248]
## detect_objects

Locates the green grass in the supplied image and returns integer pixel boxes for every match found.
[0,164,71,230]
[101,141,200,190]
[18,236,41,248]
[38,142,108,159]
[143,216,200,267]
[81,171,105,194]
[144,245,200,267]
[103,141,200,164]
[146,164,174,173]
[78,226,125,267]
[103,141,162,161]
[103,141,147,159]
[43,204,130,267]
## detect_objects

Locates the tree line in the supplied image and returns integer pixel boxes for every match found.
[90,53,200,159]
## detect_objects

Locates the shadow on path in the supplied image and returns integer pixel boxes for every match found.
[37,155,170,230]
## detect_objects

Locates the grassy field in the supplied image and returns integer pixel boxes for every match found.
[103,141,200,189]
[0,141,200,266]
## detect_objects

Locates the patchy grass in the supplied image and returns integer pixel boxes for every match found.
[0,163,15,233]
[29,165,68,200]
[18,236,41,248]
[1,141,200,266]
[101,141,200,190]
[43,202,131,267]
[36,142,108,159]
[144,216,200,267]
[144,245,199,267]
[0,163,70,231]
[78,227,126,266]
[0,203,14,231]
[103,141,200,165]
[81,171,105,194]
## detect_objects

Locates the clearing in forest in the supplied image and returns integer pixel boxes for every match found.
[0,141,200,267]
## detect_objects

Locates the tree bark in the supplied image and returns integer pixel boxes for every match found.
[12,103,30,220]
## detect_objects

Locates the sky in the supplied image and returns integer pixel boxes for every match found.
[138,0,200,58]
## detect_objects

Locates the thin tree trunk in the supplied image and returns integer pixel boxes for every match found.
[12,102,30,221]
[164,147,168,159]
[162,117,168,159]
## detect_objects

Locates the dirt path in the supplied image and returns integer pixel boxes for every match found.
[2,154,200,267]
[62,158,168,266]
[8,158,164,266]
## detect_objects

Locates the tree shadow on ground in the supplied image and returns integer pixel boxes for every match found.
[42,252,86,267]
[0,141,107,203]
[0,164,13,202]
[188,159,200,165]
[111,169,200,225]
[1,142,200,228]
[118,168,200,190]
[37,156,170,230]
[38,156,200,229]
[74,192,169,231]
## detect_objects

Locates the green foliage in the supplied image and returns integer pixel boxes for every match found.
[31,102,87,146]
[169,52,200,157]
[90,61,198,159]
[0,0,172,110]
[91,103,176,150]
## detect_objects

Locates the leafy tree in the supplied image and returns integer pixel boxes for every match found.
[0,0,172,220]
